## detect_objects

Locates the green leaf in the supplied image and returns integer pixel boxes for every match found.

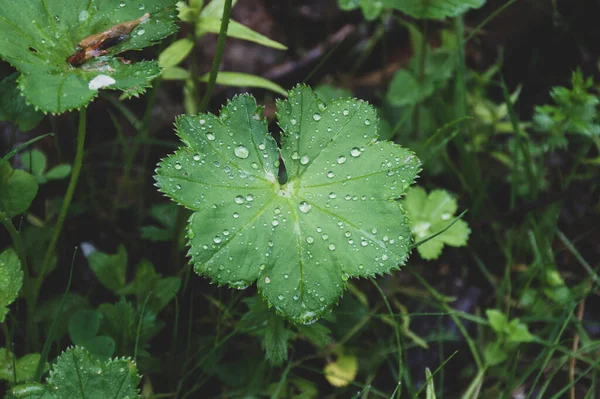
[155,85,420,324]
[0,349,44,384]
[0,249,23,323]
[485,309,507,333]
[20,150,47,178]
[198,72,287,96]
[6,347,141,399]
[68,310,101,345]
[314,84,353,103]
[403,187,470,260]
[199,0,239,18]
[296,323,331,348]
[0,73,44,132]
[87,245,127,293]
[159,38,195,69]
[0,160,39,218]
[484,342,508,366]
[360,0,384,20]
[425,368,436,399]
[44,164,71,180]
[197,17,287,50]
[0,0,179,114]
[381,0,486,19]
[118,260,181,313]
[338,0,361,10]
[263,313,291,366]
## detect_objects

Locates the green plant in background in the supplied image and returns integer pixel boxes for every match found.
[156,85,421,323]
[534,69,600,149]
[0,73,44,132]
[0,249,23,323]
[403,187,470,260]
[484,309,534,367]
[161,0,287,115]
[6,346,141,398]
[68,310,116,362]
[20,150,71,185]
[0,349,45,385]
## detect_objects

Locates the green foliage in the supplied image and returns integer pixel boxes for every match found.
[155,85,420,323]
[0,73,44,132]
[88,245,127,294]
[68,310,116,362]
[381,0,485,19]
[118,260,181,313]
[0,160,38,218]
[338,0,384,21]
[484,309,534,366]
[0,349,44,384]
[5,346,141,399]
[534,70,600,148]
[20,150,71,184]
[403,187,470,260]
[140,203,178,242]
[0,249,23,322]
[0,0,179,113]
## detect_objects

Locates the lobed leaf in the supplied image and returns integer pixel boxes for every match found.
[0,0,178,114]
[381,0,486,19]
[155,85,420,324]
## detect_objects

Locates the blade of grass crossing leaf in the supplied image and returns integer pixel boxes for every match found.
[34,248,77,382]
[270,360,293,399]
[198,17,286,50]
[370,277,403,399]
[198,72,286,96]
[2,133,54,161]
[413,353,458,398]
[134,291,152,362]
[412,210,468,248]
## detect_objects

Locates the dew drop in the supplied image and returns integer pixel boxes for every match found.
[136,28,145,36]
[138,3,145,10]
[265,277,271,284]
[78,10,89,21]
[206,132,215,141]
[313,113,321,121]
[350,147,362,157]
[284,274,289,279]
[193,154,201,161]
[278,295,284,300]
[328,244,336,251]
[259,264,266,271]
[343,109,349,116]
[234,195,244,204]
[251,162,259,169]
[329,192,337,199]
[364,119,371,125]
[234,145,249,159]
[213,236,222,244]
[246,194,254,201]
[337,156,347,164]
[291,152,299,160]
[233,212,239,218]
[199,119,206,125]
[382,254,389,260]
[306,236,314,244]
[298,201,312,214]
[119,1,126,6]
[258,143,266,150]
[272,220,279,226]
[53,15,60,22]
[327,171,335,178]
[300,155,309,165]
[291,119,297,125]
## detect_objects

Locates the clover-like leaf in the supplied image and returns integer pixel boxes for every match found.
[0,249,23,323]
[403,187,470,260]
[0,0,178,114]
[155,85,421,324]
[0,160,39,218]
[382,0,486,19]
[0,349,44,384]
[6,346,141,399]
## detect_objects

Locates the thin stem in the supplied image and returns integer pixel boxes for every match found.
[27,107,87,350]
[198,0,233,113]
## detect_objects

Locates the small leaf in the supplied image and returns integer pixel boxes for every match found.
[88,245,127,294]
[68,310,101,345]
[0,73,44,132]
[360,0,384,20]
[403,187,470,260]
[0,0,179,113]
[338,0,361,10]
[197,17,287,50]
[485,309,507,333]
[0,349,44,384]
[0,160,39,218]
[0,249,23,323]
[6,346,141,398]
[425,368,436,399]
[484,342,508,366]
[198,71,287,96]
[381,0,486,19]
[199,0,239,18]
[155,85,421,323]
[20,150,47,178]
[324,354,358,387]
[44,164,71,181]
[263,313,291,366]
[159,38,195,69]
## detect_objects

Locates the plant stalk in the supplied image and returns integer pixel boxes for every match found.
[27,107,87,350]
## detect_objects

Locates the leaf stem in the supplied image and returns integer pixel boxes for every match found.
[198,0,233,113]
[28,107,87,350]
